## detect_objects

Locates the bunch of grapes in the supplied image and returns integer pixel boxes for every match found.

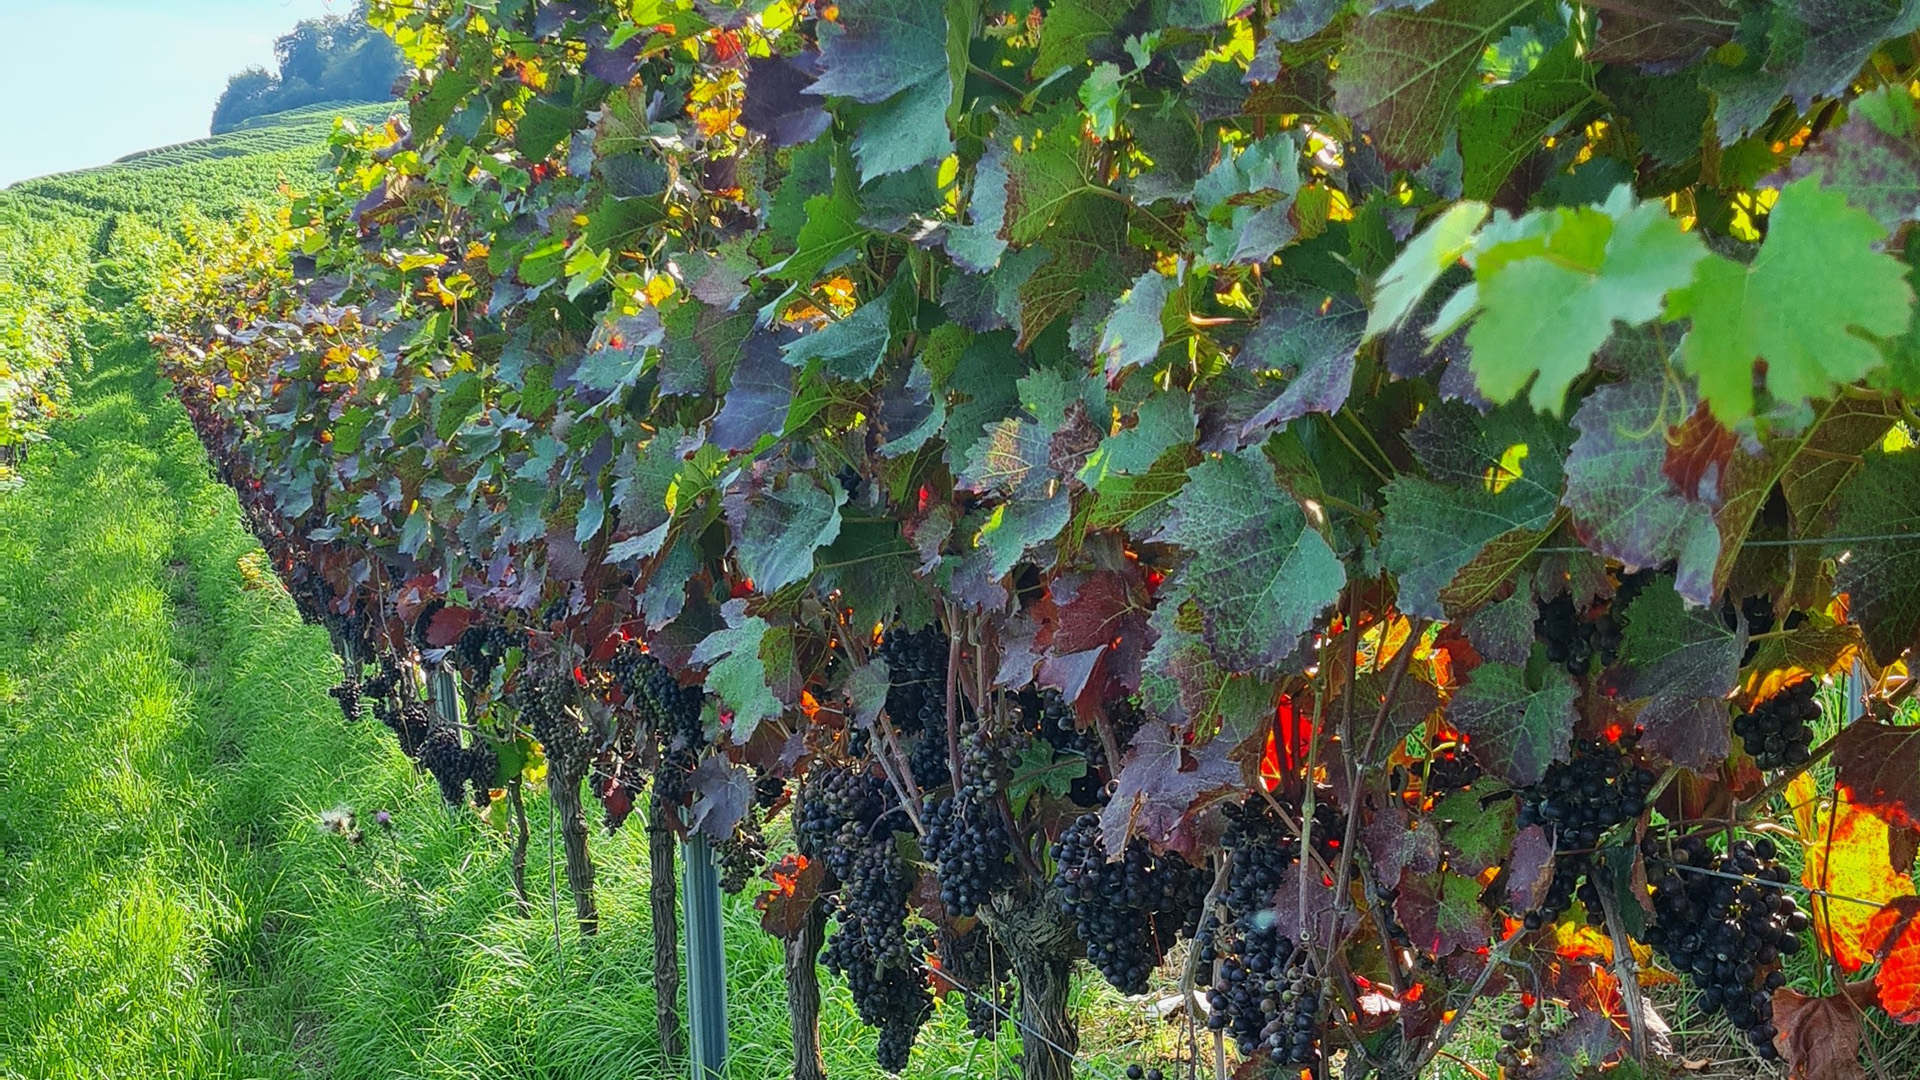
[922,793,1017,917]
[1052,813,1209,994]
[455,623,525,685]
[1206,921,1321,1066]
[795,766,890,879]
[1495,999,1545,1077]
[1534,571,1653,676]
[955,720,1004,804]
[616,648,705,753]
[716,812,769,893]
[824,920,934,1073]
[1734,679,1820,770]
[1643,834,1804,1059]
[466,738,499,808]
[753,769,788,810]
[1515,736,1657,928]
[515,680,591,773]
[385,698,431,756]
[878,625,947,736]
[327,678,363,723]
[1219,794,1340,921]
[418,725,472,805]
[1421,742,1482,794]
[937,925,1014,1039]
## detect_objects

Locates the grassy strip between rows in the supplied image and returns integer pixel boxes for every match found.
[0,316,1165,1080]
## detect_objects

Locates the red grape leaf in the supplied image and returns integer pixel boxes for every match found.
[758,856,826,939]
[1446,661,1577,786]
[1771,987,1870,1080]
[1865,896,1920,1022]
[1394,869,1491,958]
[1832,721,1920,830]
[1663,400,1738,503]
[425,604,479,647]
[1050,566,1155,692]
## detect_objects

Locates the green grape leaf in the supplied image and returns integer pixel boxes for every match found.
[1434,780,1517,876]
[1003,107,1103,245]
[769,187,864,285]
[1035,0,1137,76]
[947,147,1010,273]
[1447,662,1578,787]
[1080,388,1196,485]
[781,297,892,380]
[977,492,1073,579]
[1238,291,1367,437]
[850,78,954,181]
[1331,0,1536,167]
[1008,741,1088,816]
[1830,447,1920,665]
[1669,177,1915,421]
[1365,201,1490,341]
[1098,270,1173,381]
[1161,449,1346,672]
[689,600,785,744]
[1382,403,1569,620]
[1468,190,1708,414]
[1458,38,1596,200]
[724,471,847,595]
[1617,575,1745,771]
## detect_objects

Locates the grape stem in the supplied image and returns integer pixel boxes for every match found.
[1595,880,1649,1060]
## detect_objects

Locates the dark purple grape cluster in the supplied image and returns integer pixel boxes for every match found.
[1734,679,1820,770]
[1643,834,1805,1060]
[1022,688,1114,806]
[878,625,947,736]
[385,698,431,756]
[416,723,498,807]
[1206,920,1320,1066]
[327,677,362,722]
[922,793,1017,917]
[1516,736,1656,928]
[716,812,768,893]
[455,623,525,685]
[1534,571,1653,676]
[1052,813,1209,994]
[824,921,933,1073]
[613,647,705,803]
[515,680,591,773]
[1219,794,1339,921]
[1421,742,1482,793]
[1495,999,1543,1076]
[937,925,1014,1039]
[753,769,787,810]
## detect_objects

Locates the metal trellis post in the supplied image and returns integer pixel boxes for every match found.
[682,833,728,1080]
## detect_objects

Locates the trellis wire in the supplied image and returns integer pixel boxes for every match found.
[1535,531,1920,556]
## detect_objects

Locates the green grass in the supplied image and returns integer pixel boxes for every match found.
[0,312,1170,1080]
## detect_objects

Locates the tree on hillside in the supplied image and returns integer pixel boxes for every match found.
[209,2,402,134]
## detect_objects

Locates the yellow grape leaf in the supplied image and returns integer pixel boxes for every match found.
[1796,782,1919,973]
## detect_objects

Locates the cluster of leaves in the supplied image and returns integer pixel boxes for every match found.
[0,200,94,474]
[146,0,1920,1076]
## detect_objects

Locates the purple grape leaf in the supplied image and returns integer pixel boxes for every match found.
[1616,576,1743,771]
[1237,292,1366,439]
[1563,372,1721,606]
[1272,858,1360,949]
[1395,869,1491,958]
[1362,800,1442,886]
[1507,824,1557,912]
[711,330,796,451]
[743,53,831,148]
[1099,722,1246,857]
[687,757,754,841]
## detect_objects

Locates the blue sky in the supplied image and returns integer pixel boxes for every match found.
[0,0,346,188]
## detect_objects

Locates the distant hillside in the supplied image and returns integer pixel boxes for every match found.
[1,102,394,221]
